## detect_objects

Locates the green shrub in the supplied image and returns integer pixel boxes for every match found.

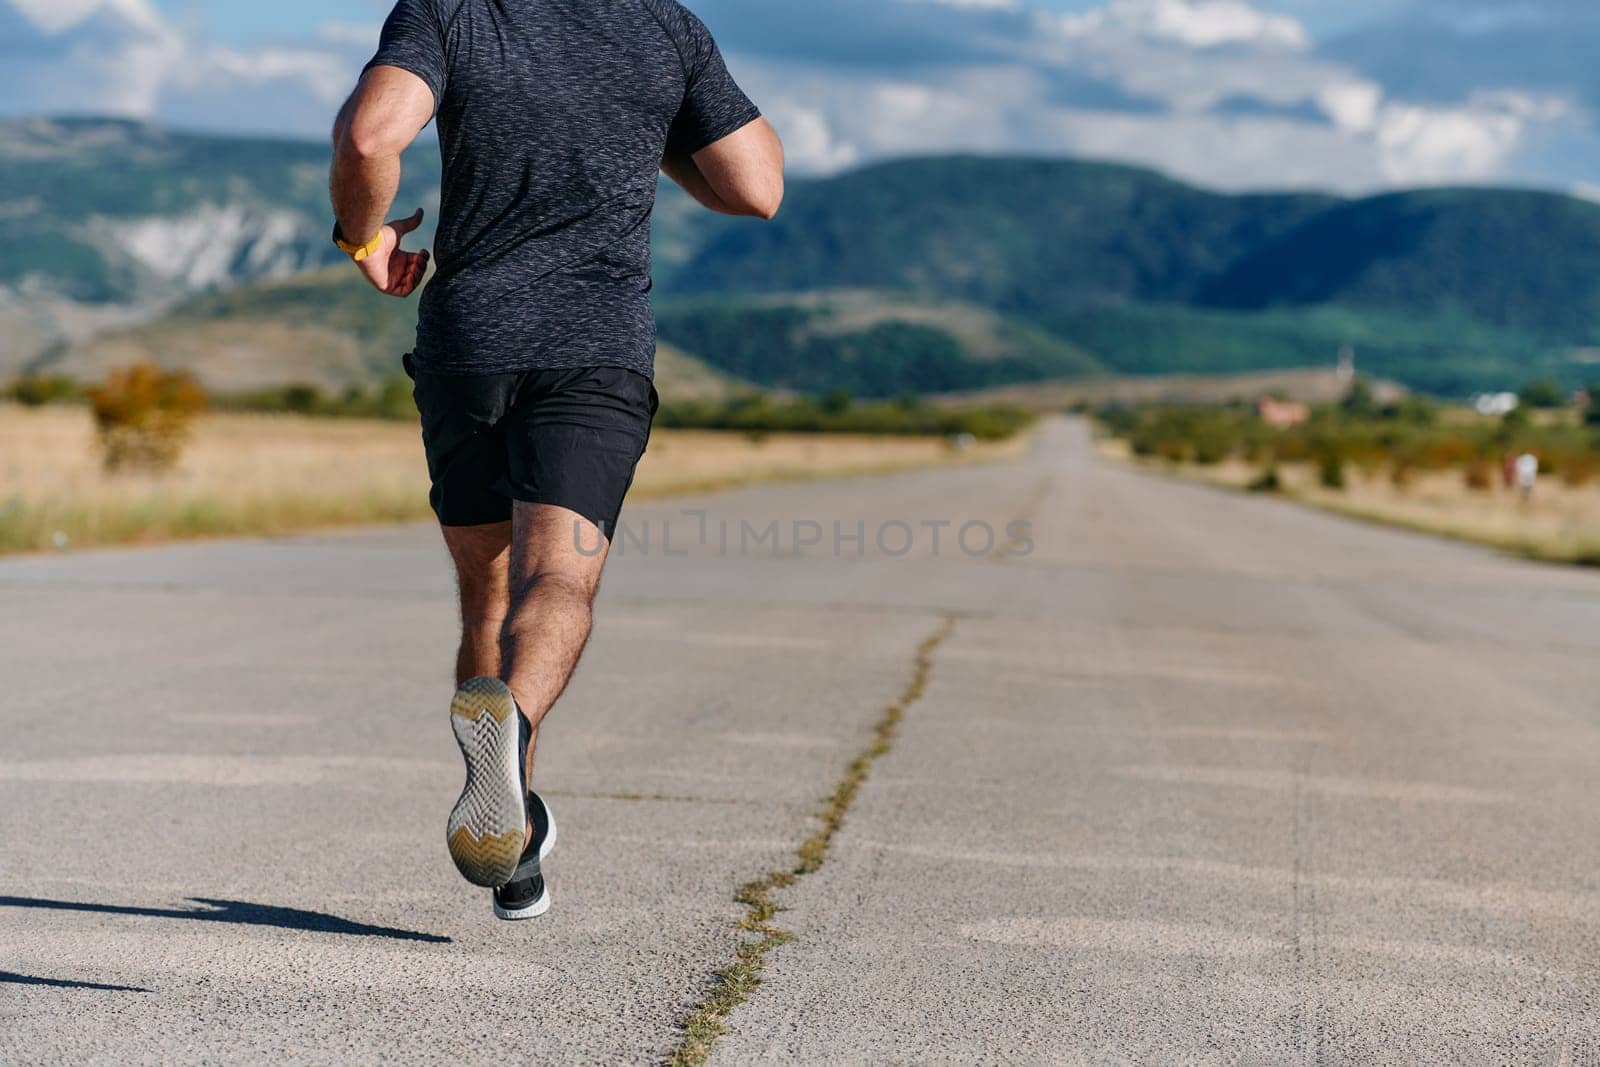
[1248,466,1282,493]
[1100,396,1600,500]
[375,377,414,420]
[1418,437,1475,469]
[1390,395,1439,426]
[282,384,323,414]
[1519,377,1565,409]
[1155,439,1188,464]
[1317,453,1346,490]
[11,374,81,407]
[654,393,1032,440]
[1191,432,1230,465]
[1341,377,1379,419]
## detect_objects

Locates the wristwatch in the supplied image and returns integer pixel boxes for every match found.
[332,222,384,263]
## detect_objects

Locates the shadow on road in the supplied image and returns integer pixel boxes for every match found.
[0,970,150,993]
[0,896,451,944]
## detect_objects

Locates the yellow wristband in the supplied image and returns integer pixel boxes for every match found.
[333,226,384,263]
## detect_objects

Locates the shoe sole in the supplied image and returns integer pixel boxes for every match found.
[493,884,551,921]
[492,794,559,922]
[446,677,526,887]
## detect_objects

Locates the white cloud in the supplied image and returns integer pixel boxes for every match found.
[911,0,1021,9]
[764,103,862,173]
[0,0,364,131]
[193,46,354,105]
[9,0,159,35]
[316,22,383,50]
[1316,81,1383,132]
[1570,182,1600,204]
[1060,0,1310,51]
[2,0,1597,194]
[1370,100,1528,184]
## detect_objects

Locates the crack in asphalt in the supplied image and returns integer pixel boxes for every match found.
[663,612,959,1067]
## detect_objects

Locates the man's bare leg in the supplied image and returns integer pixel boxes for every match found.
[499,502,611,794]
[440,521,513,684]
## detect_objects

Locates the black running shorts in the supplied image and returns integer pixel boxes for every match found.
[405,354,658,533]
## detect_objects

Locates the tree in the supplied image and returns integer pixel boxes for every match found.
[1340,376,1379,419]
[88,363,206,472]
[1518,377,1564,409]
[11,374,80,407]
[1586,384,1600,427]
[821,387,854,416]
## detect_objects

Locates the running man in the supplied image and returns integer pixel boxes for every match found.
[330,0,784,920]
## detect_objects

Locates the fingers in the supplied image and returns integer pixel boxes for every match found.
[389,208,425,237]
[384,249,430,297]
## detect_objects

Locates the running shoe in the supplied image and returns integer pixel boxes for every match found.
[447,677,530,887]
[493,790,557,920]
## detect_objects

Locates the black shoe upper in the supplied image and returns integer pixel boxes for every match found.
[493,789,551,909]
[494,869,545,911]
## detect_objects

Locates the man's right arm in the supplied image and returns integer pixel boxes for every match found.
[662,118,785,220]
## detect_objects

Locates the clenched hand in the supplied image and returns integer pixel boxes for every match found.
[358,208,431,298]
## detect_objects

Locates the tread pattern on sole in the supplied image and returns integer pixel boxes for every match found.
[447,678,526,887]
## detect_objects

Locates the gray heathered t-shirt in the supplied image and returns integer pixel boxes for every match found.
[366,0,761,377]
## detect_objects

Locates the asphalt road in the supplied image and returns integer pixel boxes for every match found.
[2,417,1598,1064]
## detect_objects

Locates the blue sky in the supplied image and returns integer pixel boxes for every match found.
[155,0,1402,43]
[4,0,1598,196]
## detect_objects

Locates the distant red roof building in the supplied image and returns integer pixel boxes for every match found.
[1257,397,1310,429]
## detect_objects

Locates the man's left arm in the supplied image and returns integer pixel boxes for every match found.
[330,65,436,298]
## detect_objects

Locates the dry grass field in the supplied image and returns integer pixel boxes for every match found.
[940,368,1408,411]
[0,405,1024,556]
[1098,438,1600,566]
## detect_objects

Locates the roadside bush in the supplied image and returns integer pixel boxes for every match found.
[1389,395,1439,426]
[1248,465,1282,493]
[1418,436,1476,470]
[1559,455,1596,488]
[1586,385,1600,427]
[655,394,1032,441]
[1099,397,1600,504]
[1464,461,1496,492]
[821,387,853,416]
[1191,431,1230,465]
[1154,439,1188,464]
[11,374,81,407]
[283,384,324,414]
[1341,377,1380,419]
[1519,377,1565,409]
[1317,453,1346,490]
[88,363,206,472]
[1500,406,1531,434]
[375,377,415,420]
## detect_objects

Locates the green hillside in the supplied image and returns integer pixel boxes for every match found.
[656,291,1103,397]
[659,155,1335,313]
[10,121,1600,397]
[656,158,1600,395]
[1197,188,1600,342]
[50,269,746,401]
[0,117,439,304]
[1037,303,1569,397]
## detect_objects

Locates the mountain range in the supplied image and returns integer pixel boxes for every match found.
[6,117,1600,399]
